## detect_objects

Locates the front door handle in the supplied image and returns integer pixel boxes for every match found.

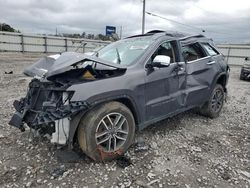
[174,66,184,74]
[207,61,216,65]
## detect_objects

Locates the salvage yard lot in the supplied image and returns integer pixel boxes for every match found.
[0,53,249,188]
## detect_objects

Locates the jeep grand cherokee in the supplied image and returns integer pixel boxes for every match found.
[9,30,230,161]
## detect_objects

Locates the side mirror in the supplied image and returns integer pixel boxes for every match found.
[152,55,171,68]
[245,57,249,61]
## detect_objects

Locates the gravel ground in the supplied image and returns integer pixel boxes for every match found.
[0,53,249,188]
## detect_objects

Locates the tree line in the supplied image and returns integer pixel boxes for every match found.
[0,23,117,41]
[0,23,20,32]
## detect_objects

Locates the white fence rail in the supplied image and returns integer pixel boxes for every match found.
[217,44,250,66]
[0,31,249,66]
[0,31,110,53]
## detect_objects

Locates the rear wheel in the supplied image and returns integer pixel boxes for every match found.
[199,84,225,118]
[77,101,135,161]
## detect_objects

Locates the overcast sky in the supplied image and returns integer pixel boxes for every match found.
[1,0,250,43]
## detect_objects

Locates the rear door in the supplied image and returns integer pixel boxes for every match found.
[182,42,218,107]
[201,42,222,66]
[144,40,186,121]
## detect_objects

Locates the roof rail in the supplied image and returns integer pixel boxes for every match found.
[146,30,165,34]
[180,34,205,40]
[125,31,205,40]
[147,30,188,38]
[125,33,154,39]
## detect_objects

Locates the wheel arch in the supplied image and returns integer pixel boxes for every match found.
[216,74,227,91]
[211,72,228,93]
[68,96,141,147]
[114,97,140,125]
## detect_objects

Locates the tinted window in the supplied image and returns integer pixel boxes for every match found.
[202,43,219,56]
[151,42,175,63]
[182,43,206,62]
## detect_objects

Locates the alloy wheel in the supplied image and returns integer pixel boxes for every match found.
[211,89,224,113]
[95,113,129,152]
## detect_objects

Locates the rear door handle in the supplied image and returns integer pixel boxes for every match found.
[207,61,216,65]
[178,67,184,71]
[174,66,184,72]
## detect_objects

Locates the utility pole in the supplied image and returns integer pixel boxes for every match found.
[142,0,146,34]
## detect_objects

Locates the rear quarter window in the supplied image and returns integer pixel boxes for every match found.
[201,43,219,56]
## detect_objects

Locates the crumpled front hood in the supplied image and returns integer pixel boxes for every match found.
[23,52,126,79]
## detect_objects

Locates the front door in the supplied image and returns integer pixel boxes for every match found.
[144,41,186,121]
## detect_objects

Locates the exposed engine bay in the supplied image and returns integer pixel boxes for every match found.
[9,52,127,145]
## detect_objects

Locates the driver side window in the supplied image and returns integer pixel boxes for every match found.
[151,42,175,63]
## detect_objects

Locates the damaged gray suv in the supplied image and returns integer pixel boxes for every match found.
[9,31,229,161]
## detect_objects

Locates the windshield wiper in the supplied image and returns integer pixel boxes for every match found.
[116,48,121,64]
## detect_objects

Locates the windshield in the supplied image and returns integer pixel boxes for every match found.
[96,37,154,66]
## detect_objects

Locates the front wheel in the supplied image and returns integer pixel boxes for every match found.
[199,84,225,118]
[77,101,135,161]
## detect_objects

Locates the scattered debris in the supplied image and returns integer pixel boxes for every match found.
[147,172,156,179]
[238,170,250,179]
[0,169,21,185]
[147,179,160,186]
[151,141,158,150]
[17,77,31,83]
[191,146,202,152]
[116,156,132,168]
[55,149,82,163]
[4,71,13,74]
[134,137,149,152]
[25,181,32,187]
[50,165,66,178]
[0,134,5,139]
[135,180,153,188]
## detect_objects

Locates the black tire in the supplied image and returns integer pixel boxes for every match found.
[199,84,225,118]
[77,101,135,161]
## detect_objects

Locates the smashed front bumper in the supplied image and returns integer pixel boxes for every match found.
[9,79,89,143]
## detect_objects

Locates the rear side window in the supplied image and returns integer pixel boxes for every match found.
[182,43,207,62]
[201,43,219,56]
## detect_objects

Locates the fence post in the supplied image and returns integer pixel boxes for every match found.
[21,34,24,53]
[82,42,87,53]
[44,36,47,53]
[226,47,231,64]
[65,38,68,52]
